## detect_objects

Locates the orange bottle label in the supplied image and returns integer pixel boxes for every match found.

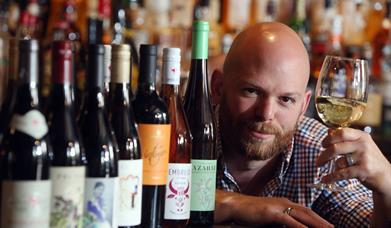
[138,124,171,185]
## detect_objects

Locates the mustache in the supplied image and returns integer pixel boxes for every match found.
[244,121,282,135]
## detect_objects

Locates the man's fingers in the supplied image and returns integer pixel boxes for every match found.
[317,142,362,166]
[289,206,334,228]
[278,212,307,228]
[322,166,366,184]
[322,128,362,147]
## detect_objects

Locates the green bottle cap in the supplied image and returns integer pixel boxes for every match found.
[192,20,209,59]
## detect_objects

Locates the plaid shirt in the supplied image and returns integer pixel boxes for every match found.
[216,116,373,228]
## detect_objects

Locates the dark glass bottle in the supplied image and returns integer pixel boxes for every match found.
[183,21,216,227]
[79,44,119,227]
[46,40,86,227]
[132,44,171,228]
[87,17,103,45]
[161,48,192,228]
[0,39,52,228]
[0,38,18,143]
[109,44,142,227]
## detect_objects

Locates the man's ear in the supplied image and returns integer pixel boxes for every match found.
[299,89,312,121]
[211,69,224,105]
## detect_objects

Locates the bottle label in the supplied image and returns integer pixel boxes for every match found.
[162,59,180,85]
[84,177,119,228]
[138,124,171,185]
[10,110,48,139]
[190,159,217,211]
[50,166,86,228]
[1,180,51,228]
[164,163,192,220]
[118,159,143,226]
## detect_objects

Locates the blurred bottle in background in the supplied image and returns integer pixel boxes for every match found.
[1,39,52,228]
[109,44,142,228]
[79,44,119,228]
[46,40,86,228]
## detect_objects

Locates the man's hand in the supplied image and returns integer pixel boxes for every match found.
[317,128,391,194]
[317,128,391,226]
[215,189,333,228]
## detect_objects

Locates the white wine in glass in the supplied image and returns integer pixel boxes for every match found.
[316,96,367,128]
[310,55,369,191]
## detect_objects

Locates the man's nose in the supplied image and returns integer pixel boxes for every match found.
[254,98,275,121]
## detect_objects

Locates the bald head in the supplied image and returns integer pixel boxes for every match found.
[223,22,310,90]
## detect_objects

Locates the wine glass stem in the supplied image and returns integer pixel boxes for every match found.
[327,127,341,177]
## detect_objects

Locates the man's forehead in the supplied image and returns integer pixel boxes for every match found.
[230,73,306,95]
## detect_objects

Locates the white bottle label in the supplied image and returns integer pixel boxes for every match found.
[10,110,48,139]
[50,166,86,228]
[118,159,143,226]
[84,177,119,228]
[164,163,192,220]
[1,180,52,228]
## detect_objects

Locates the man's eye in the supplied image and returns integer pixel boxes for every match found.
[280,96,295,104]
[243,88,257,94]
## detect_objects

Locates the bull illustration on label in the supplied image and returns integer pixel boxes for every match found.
[166,179,190,212]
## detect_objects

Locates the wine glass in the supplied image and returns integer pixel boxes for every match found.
[310,55,369,191]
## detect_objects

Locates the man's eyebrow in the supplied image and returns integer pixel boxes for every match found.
[238,81,302,97]
[281,92,301,97]
[237,80,262,89]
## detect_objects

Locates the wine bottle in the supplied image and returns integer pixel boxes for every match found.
[132,44,171,228]
[109,44,142,227]
[161,48,192,228]
[183,21,217,227]
[46,40,86,228]
[79,44,119,228]
[1,39,52,228]
[0,38,19,143]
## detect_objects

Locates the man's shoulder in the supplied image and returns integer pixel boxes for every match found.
[294,116,328,148]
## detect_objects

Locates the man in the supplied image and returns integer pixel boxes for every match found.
[211,22,391,227]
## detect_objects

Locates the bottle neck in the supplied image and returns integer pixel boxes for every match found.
[184,59,210,104]
[138,49,157,93]
[51,83,74,106]
[137,82,156,94]
[139,67,156,85]
[162,57,181,96]
[85,87,106,109]
[191,27,209,60]
[111,82,130,98]
[14,82,40,113]
[52,52,74,84]
[18,48,39,85]
[14,45,40,112]
[87,52,105,89]
[161,84,179,97]
[111,58,130,84]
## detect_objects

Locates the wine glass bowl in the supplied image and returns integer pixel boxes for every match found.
[311,55,369,191]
